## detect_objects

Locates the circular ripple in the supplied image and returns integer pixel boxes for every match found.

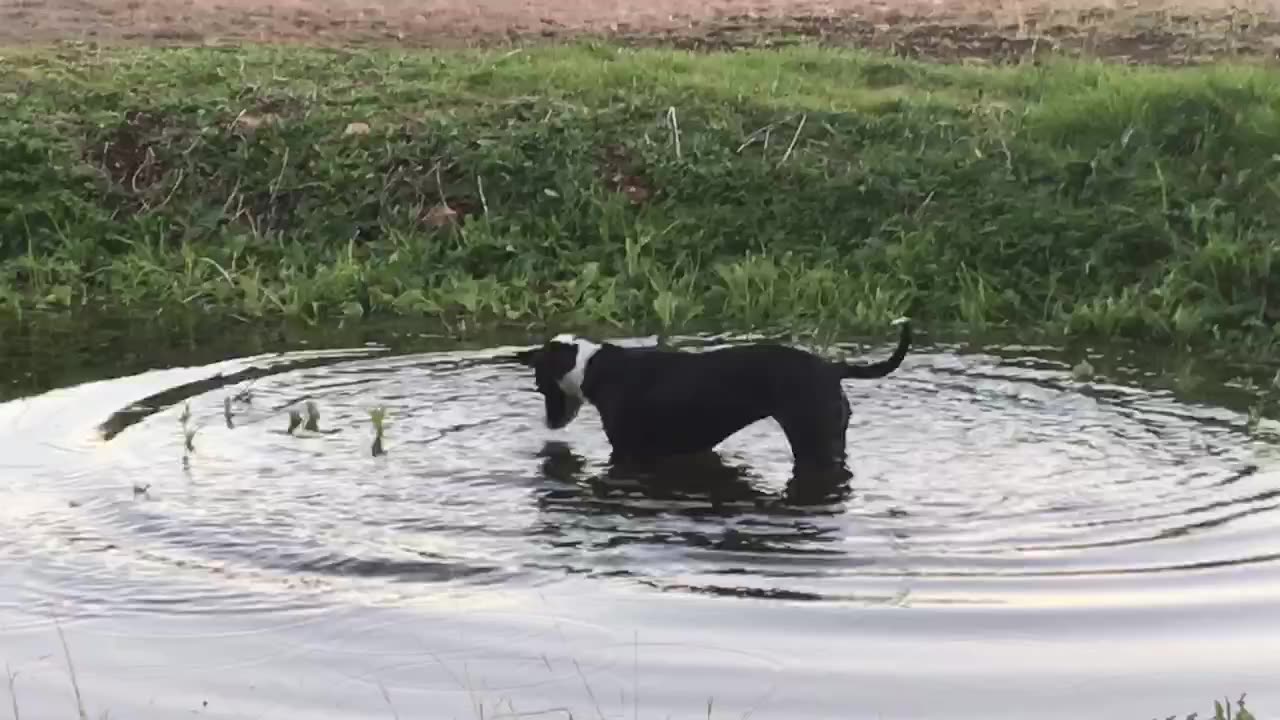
[2,340,1279,614]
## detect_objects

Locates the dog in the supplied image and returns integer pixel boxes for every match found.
[514,318,912,473]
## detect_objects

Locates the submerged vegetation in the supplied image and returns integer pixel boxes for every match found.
[1,43,1279,351]
[179,401,196,469]
[369,405,387,456]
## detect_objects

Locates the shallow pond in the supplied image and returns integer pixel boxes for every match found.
[2,324,1279,720]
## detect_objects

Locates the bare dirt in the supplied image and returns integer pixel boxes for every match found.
[2,0,1279,64]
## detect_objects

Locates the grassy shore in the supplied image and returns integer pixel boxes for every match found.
[2,42,1279,350]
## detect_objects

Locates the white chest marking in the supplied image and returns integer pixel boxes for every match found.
[552,334,600,399]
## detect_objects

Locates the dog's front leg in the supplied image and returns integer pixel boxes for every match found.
[588,389,638,462]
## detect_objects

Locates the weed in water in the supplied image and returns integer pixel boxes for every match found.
[1071,358,1095,381]
[1247,403,1264,433]
[304,400,321,433]
[223,396,234,429]
[1173,359,1204,393]
[1160,694,1258,720]
[178,401,196,468]
[1244,368,1280,434]
[233,383,255,405]
[5,663,18,720]
[55,622,87,720]
[1217,694,1257,720]
[369,405,387,456]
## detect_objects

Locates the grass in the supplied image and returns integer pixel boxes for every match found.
[2,42,1280,353]
[3,628,1267,719]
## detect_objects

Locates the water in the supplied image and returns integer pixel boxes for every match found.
[2,327,1280,720]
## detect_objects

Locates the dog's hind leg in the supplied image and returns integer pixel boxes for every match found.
[774,393,851,473]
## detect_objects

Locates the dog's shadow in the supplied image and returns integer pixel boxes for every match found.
[533,440,855,516]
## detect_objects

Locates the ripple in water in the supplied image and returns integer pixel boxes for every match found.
[2,339,1279,617]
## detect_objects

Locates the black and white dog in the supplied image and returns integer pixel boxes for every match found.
[514,319,912,473]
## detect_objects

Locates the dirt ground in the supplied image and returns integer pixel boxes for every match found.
[2,0,1279,63]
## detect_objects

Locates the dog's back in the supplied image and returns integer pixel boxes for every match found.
[582,343,846,457]
[618,319,911,382]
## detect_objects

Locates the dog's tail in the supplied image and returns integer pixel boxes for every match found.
[840,317,912,379]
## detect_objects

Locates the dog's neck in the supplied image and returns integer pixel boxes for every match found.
[551,333,602,400]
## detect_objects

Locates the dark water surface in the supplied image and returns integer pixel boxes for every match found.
[2,321,1280,719]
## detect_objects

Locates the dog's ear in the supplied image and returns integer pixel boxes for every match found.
[515,347,543,367]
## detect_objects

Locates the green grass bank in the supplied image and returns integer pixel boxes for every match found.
[2,43,1279,350]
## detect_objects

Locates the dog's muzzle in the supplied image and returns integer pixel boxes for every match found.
[544,388,583,429]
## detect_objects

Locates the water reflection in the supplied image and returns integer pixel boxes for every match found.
[529,440,884,602]
[535,440,855,510]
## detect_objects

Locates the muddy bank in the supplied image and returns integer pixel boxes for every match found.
[3,0,1279,64]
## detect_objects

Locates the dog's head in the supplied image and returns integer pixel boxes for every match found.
[515,334,601,430]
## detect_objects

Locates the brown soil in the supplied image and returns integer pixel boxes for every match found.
[1,0,1278,64]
